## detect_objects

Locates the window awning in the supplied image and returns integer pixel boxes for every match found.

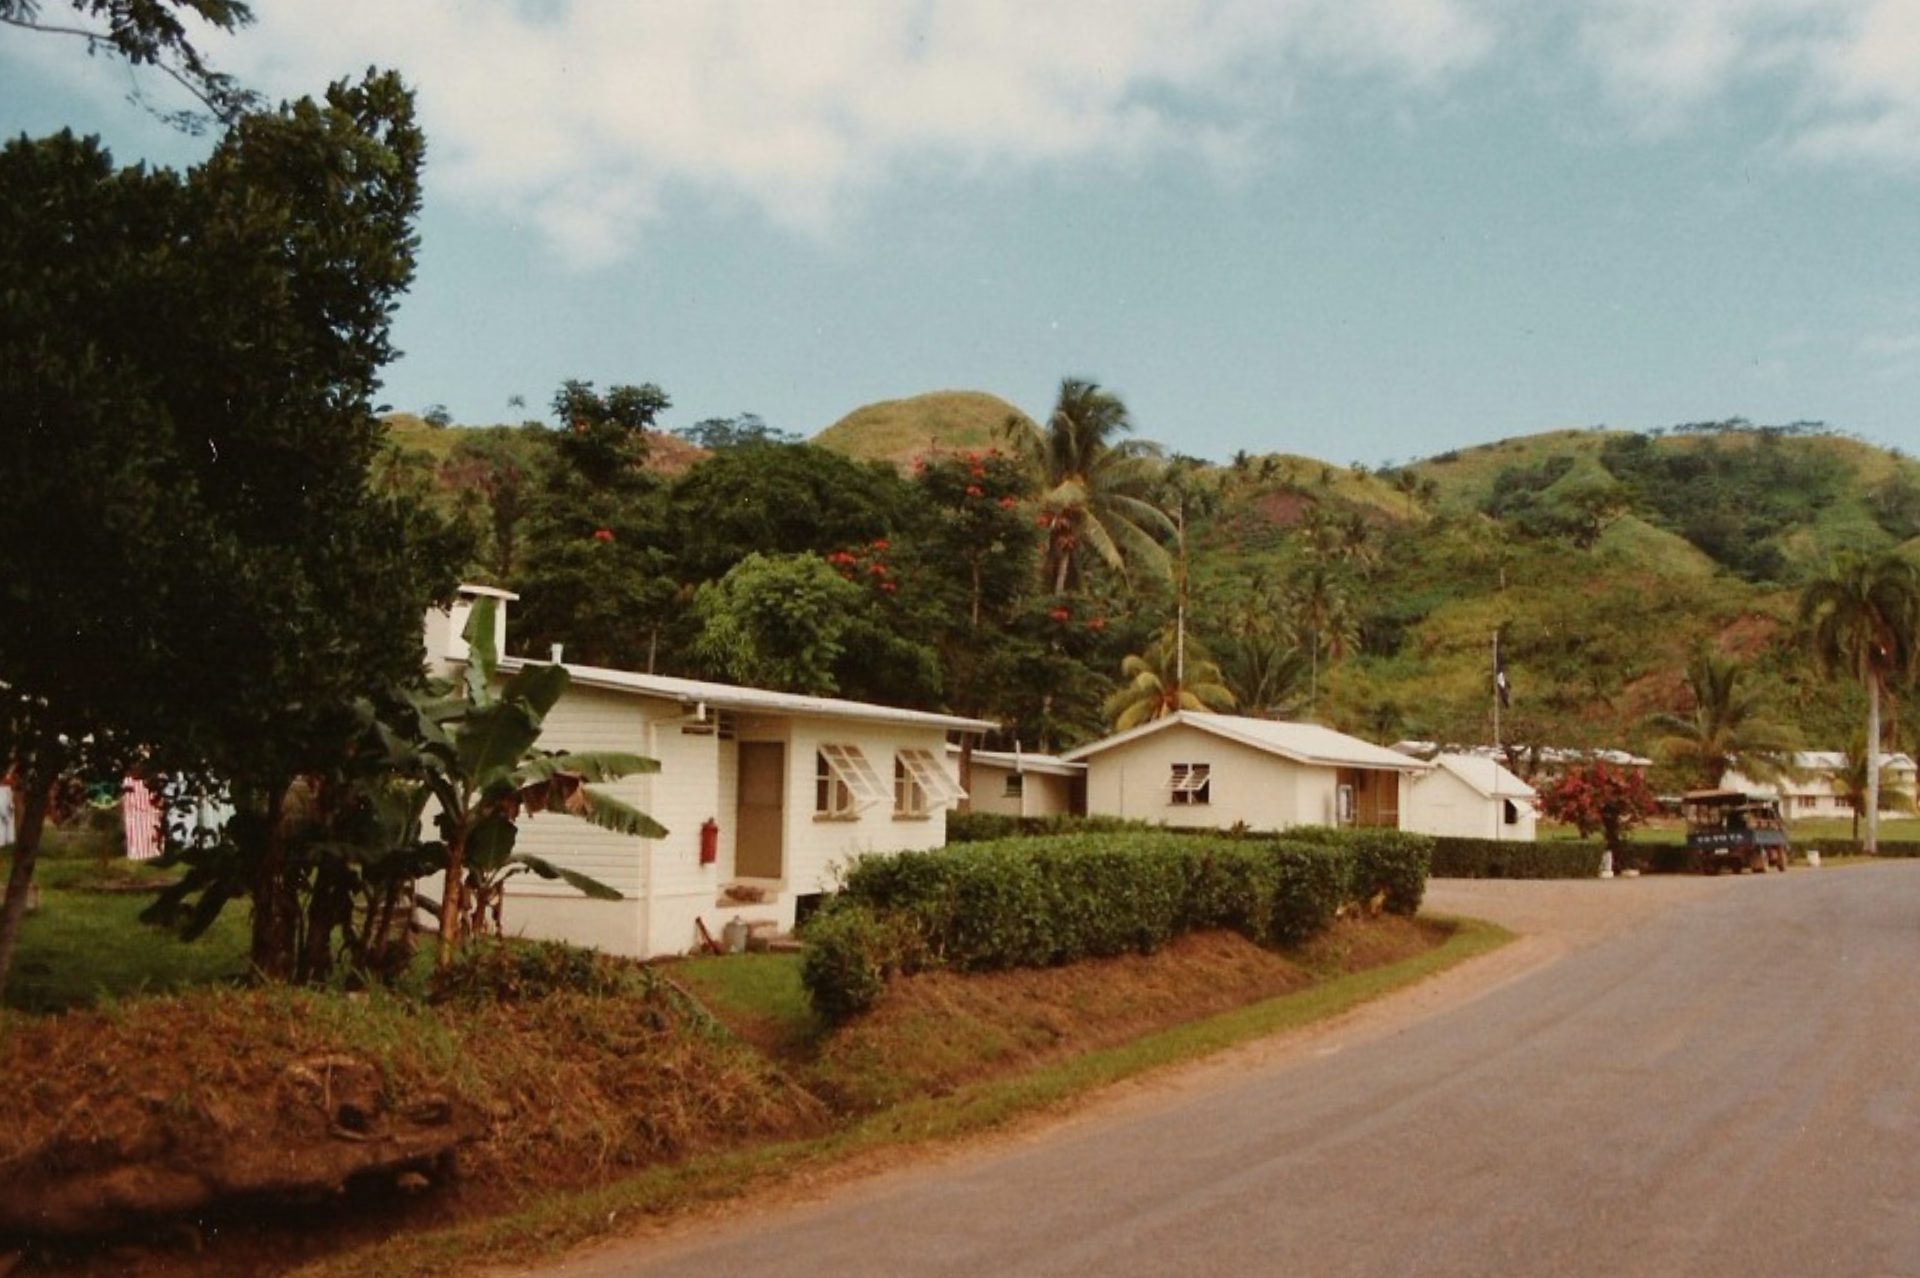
[1168,764,1212,792]
[819,743,888,809]
[898,747,967,806]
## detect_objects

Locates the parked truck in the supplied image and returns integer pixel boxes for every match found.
[1682,789,1791,874]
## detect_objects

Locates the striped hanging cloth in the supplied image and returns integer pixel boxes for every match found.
[122,776,166,861]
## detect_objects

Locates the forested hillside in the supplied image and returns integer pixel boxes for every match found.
[382,390,1920,787]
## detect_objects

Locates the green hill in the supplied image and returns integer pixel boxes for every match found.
[814,390,1037,466]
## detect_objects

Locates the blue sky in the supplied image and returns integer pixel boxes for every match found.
[4,1,1917,464]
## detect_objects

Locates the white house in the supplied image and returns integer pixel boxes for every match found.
[425,586,993,958]
[1403,753,1537,841]
[956,747,1084,818]
[1723,751,1918,819]
[1061,712,1430,831]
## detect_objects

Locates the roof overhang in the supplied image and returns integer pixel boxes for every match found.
[1061,711,1429,773]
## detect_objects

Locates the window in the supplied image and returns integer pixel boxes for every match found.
[1503,798,1520,826]
[1168,763,1211,806]
[895,747,965,816]
[1004,773,1025,799]
[816,744,886,817]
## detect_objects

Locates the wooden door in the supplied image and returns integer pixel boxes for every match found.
[735,742,786,879]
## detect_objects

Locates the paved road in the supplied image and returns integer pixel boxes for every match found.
[533,865,1920,1278]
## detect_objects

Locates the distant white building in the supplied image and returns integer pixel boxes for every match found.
[1403,753,1538,841]
[954,746,1084,819]
[1723,751,1917,819]
[1393,741,1653,782]
[1064,712,1430,831]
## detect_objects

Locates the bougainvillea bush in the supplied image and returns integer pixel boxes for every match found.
[1535,763,1660,863]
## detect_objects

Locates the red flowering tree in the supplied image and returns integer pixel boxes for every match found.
[1536,762,1659,862]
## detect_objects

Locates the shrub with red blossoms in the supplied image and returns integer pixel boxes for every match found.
[1535,761,1659,861]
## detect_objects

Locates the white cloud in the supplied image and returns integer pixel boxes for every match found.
[1572,0,1920,166]
[209,0,1499,265]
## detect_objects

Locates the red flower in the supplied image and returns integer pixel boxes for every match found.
[592,528,614,542]
[880,580,898,593]
[999,496,1017,509]
[1088,615,1107,631]
[966,484,984,497]
[871,538,890,550]
[1048,607,1071,622]
[1035,513,1051,528]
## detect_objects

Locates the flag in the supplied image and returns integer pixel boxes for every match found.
[1494,633,1511,709]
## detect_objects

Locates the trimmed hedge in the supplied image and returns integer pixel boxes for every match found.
[944,811,1152,844]
[802,829,1434,1022]
[1429,837,1605,880]
[1799,838,1920,859]
[1272,826,1431,914]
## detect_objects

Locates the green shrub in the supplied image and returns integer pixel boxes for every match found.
[1277,826,1431,914]
[944,811,1154,844]
[1429,838,1605,879]
[1799,838,1920,859]
[430,938,647,1004]
[805,830,1418,1022]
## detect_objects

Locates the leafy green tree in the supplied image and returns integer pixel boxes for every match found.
[1000,378,1173,593]
[672,412,800,450]
[1102,633,1236,730]
[663,443,910,584]
[514,380,679,669]
[1800,551,1920,851]
[1648,649,1796,789]
[0,0,259,128]
[1286,561,1359,715]
[1216,630,1309,719]
[0,71,459,986]
[694,553,867,695]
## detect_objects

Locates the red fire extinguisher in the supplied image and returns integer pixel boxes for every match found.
[699,818,719,865]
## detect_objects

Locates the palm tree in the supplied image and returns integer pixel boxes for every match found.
[1001,378,1174,592]
[1103,633,1237,731]
[1647,649,1796,789]
[1286,561,1359,716]
[1218,629,1309,719]
[1799,551,1920,851]
[1833,735,1916,844]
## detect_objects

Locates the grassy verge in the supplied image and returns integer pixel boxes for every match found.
[290,915,1511,1278]
[5,828,250,1015]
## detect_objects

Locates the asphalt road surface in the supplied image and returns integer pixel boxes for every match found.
[529,865,1920,1278]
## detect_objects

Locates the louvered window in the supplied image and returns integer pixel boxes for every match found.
[1168,763,1212,806]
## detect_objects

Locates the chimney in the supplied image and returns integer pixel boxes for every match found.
[423,584,520,678]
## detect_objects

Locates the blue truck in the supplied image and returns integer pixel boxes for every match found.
[1683,789,1791,874]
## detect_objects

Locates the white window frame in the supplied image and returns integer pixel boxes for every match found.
[816,744,886,817]
[1168,762,1212,806]
[896,747,965,810]
[1004,773,1025,799]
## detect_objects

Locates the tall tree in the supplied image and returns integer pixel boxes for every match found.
[1000,378,1173,593]
[0,0,259,128]
[0,71,458,988]
[1286,561,1359,716]
[1799,551,1920,852]
[1648,649,1796,789]
[1102,633,1236,731]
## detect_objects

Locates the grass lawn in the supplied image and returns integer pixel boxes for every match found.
[4,825,251,1015]
[673,951,819,1053]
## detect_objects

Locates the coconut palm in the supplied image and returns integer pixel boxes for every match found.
[1799,551,1920,852]
[1218,629,1309,719]
[1286,561,1360,715]
[1647,649,1796,789]
[1001,378,1174,593]
[1103,633,1237,731]
[1833,735,1917,844]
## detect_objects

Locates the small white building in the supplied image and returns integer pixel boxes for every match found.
[957,747,1084,818]
[1723,751,1918,819]
[1062,712,1429,831]
[425,587,992,958]
[1403,753,1537,841]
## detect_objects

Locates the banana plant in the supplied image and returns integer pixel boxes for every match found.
[392,597,666,965]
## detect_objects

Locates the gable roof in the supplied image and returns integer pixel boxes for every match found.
[1061,712,1428,773]
[950,745,1085,778]
[1429,753,1535,800]
[497,656,996,734]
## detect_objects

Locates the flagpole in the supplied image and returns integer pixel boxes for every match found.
[1492,630,1502,752]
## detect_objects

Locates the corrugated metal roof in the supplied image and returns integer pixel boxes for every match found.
[497,656,996,733]
[950,745,1085,777]
[1062,711,1429,772]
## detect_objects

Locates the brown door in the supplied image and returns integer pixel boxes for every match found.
[735,742,786,879]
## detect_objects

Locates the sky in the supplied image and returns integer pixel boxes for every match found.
[3,0,1918,465]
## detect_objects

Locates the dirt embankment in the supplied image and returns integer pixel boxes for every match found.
[4,915,1446,1275]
